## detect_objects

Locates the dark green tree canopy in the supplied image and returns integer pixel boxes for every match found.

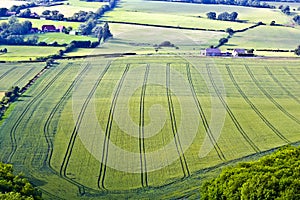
[201,146,300,200]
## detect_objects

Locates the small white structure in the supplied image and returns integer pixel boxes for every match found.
[232,49,246,57]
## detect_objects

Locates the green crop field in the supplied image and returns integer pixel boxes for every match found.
[0,56,299,199]
[104,0,292,29]
[0,62,44,91]
[0,45,63,61]
[224,25,300,50]
[27,33,98,45]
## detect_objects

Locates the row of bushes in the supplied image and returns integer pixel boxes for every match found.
[0,86,20,119]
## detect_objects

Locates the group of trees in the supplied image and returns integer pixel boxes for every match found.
[201,145,300,199]
[40,9,64,21]
[0,48,7,53]
[0,17,36,45]
[79,20,112,42]
[0,87,20,119]
[279,5,291,15]
[293,15,300,25]
[0,162,42,199]
[207,11,238,21]
[0,2,37,16]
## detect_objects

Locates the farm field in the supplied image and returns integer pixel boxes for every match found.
[0,45,63,61]
[0,56,299,199]
[26,33,98,45]
[104,0,292,28]
[1,0,26,8]
[225,25,300,50]
[0,62,44,91]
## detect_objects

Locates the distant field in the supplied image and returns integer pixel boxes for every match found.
[0,18,82,30]
[27,33,98,44]
[0,0,26,8]
[105,0,292,28]
[0,57,299,199]
[29,2,106,18]
[0,45,63,61]
[225,25,300,50]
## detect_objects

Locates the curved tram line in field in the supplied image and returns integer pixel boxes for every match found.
[186,64,226,161]
[245,65,300,125]
[265,67,300,104]
[139,64,149,187]
[6,63,71,163]
[166,63,190,178]
[0,67,17,81]
[226,65,290,143]
[98,64,130,189]
[43,63,92,173]
[206,64,260,153]
[283,67,300,85]
[59,62,112,195]
[13,67,35,86]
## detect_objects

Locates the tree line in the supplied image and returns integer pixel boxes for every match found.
[207,11,238,21]
[0,87,20,119]
[201,145,300,199]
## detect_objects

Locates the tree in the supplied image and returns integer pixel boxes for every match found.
[229,11,238,21]
[219,37,228,45]
[103,22,112,41]
[0,8,8,17]
[206,12,216,20]
[42,10,51,15]
[270,20,276,26]
[0,162,42,199]
[295,45,300,56]
[225,28,234,35]
[201,146,300,200]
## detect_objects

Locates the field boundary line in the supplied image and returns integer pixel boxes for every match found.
[245,65,300,125]
[265,67,300,104]
[139,64,149,187]
[166,63,190,178]
[59,62,112,195]
[206,64,260,152]
[98,64,130,189]
[6,63,71,164]
[226,65,290,143]
[186,64,226,160]
[43,62,92,173]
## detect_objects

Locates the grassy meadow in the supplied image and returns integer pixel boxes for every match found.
[0,57,299,199]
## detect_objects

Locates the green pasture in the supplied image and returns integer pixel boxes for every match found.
[0,0,25,8]
[0,57,299,199]
[225,25,300,50]
[0,45,63,61]
[106,0,292,27]
[27,32,98,44]
[0,62,44,90]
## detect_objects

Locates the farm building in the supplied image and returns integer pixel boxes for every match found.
[233,49,254,57]
[69,30,80,35]
[42,25,56,32]
[200,48,222,56]
[57,25,66,33]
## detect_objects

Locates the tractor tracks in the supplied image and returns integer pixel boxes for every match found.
[0,67,17,81]
[206,64,260,153]
[6,63,71,164]
[59,62,111,195]
[97,64,130,189]
[186,64,226,161]
[226,65,290,143]
[245,65,300,125]
[166,63,190,178]
[43,63,91,173]
[139,64,150,187]
[265,67,300,104]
